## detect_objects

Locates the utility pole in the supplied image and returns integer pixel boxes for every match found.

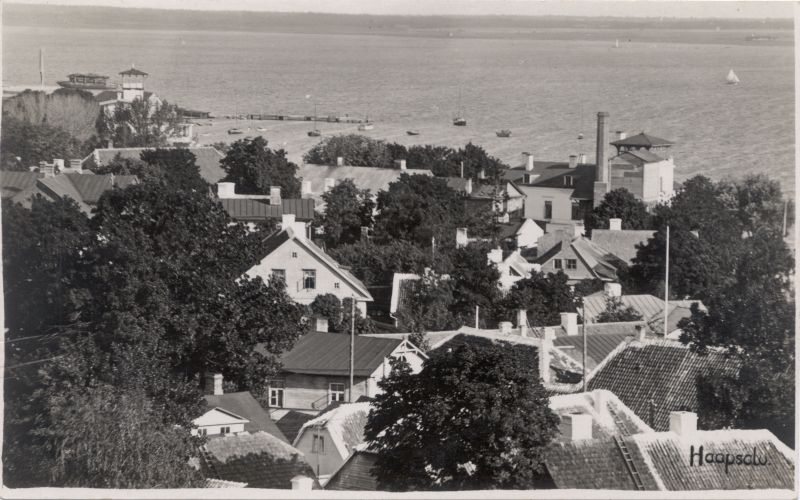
[664,226,670,337]
[431,236,436,260]
[582,299,587,393]
[349,296,355,403]
[475,305,479,329]
[782,199,788,237]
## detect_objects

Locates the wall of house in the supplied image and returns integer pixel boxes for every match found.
[294,427,343,479]
[279,373,371,411]
[247,237,368,315]
[193,422,247,436]
[518,186,576,223]
[539,245,596,283]
[516,219,544,248]
[641,159,675,203]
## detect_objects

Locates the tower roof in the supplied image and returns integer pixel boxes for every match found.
[610,132,674,148]
[119,66,148,77]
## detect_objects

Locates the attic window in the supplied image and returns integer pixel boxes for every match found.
[564,175,574,187]
[292,252,298,258]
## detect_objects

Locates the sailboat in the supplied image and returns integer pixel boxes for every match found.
[614,39,620,49]
[308,101,321,137]
[453,88,467,126]
[357,109,374,131]
[726,69,740,85]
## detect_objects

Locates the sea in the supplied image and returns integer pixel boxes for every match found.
[2,25,795,196]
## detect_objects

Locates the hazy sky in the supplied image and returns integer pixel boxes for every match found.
[8,0,796,18]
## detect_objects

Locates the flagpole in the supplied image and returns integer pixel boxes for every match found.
[349,295,355,403]
[582,299,587,393]
[664,226,670,337]
[39,48,44,90]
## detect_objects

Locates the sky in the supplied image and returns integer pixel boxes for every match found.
[7,0,796,18]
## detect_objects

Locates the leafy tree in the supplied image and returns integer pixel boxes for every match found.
[90,153,161,179]
[316,179,374,248]
[3,88,101,141]
[1,117,85,170]
[594,296,643,323]
[309,294,374,335]
[407,331,431,352]
[97,98,182,148]
[725,174,794,235]
[140,148,209,191]
[405,144,456,176]
[364,342,559,491]
[220,136,301,197]
[496,271,576,327]
[586,188,650,234]
[396,271,458,333]
[447,142,508,182]
[448,242,502,325]
[303,134,395,168]
[328,238,432,287]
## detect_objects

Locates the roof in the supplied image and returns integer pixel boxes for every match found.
[251,227,372,301]
[495,218,527,241]
[0,171,43,202]
[295,402,371,459]
[503,162,596,199]
[199,431,318,489]
[610,132,674,149]
[203,392,288,442]
[587,339,743,431]
[119,67,149,76]
[583,294,664,323]
[572,237,622,280]
[63,173,138,204]
[647,300,706,337]
[590,229,655,266]
[389,273,420,315]
[1,171,138,214]
[276,411,317,443]
[271,332,402,377]
[552,329,639,372]
[94,90,118,103]
[219,198,316,222]
[298,164,432,196]
[549,390,653,441]
[203,478,248,488]
[444,177,469,192]
[614,149,666,165]
[88,147,226,184]
[325,447,379,491]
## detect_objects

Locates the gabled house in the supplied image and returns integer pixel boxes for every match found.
[534,231,623,284]
[293,402,371,481]
[488,247,539,292]
[258,332,426,412]
[589,220,655,266]
[193,408,250,438]
[446,177,526,216]
[245,215,373,315]
[324,442,379,491]
[495,217,544,249]
[83,146,226,184]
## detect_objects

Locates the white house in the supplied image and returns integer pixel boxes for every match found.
[192,408,249,437]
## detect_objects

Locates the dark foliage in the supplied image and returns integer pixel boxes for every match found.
[221,136,301,197]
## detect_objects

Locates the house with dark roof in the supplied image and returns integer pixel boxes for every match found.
[445,177,526,216]
[292,402,371,481]
[257,332,425,412]
[244,215,373,315]
[198,431,319,489]
[590,221,655,266]
[216,181,316,228]
[83,146,226,184]
[324,442,379,491]
[534,231,623,284]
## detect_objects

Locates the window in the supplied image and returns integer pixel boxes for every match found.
[302,269,316,290]
[571,200,582,221]
[198,428,207,436]
[271,269,286,283]
[544,200,553,220]
[554,259,563,270]
[567,259,577,270]
[564,175,574,187]
[329,383,345,403]
[220,426,231,435]
[334,282,340,289]
[268,380,285,408]
[312,435,325,454]
[292,252,298,258]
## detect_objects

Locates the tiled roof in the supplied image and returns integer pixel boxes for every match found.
[88,147,226,184]
[295,403,371,458]
[219,198,316,222]
[276,411,317,443]
[583,294,664,323]
[199,431,318,489]
[203,392,288,442]
[587,340,742,431]
[590,230,655,266]
[270,332,401,377]
[610,132,674,149]
[298,164,433,196]
[325,447,379,491]
[549,390,654,441]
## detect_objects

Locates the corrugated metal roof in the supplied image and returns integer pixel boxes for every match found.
[298,164,432,195]
[591,230,655,266]
[203,392,288,442]
[274,333,401,377]
[219,198,316,222]
[583,294,664,323]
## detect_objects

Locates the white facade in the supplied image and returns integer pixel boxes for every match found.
[518,185,579,224]
[192,408,249,437]
[515,219,544,248]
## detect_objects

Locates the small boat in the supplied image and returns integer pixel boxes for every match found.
[726,69,740,85]
[406,130,421,136]
[496,129,512,138]
[308,129,321,137]
[227,128,244,135]
[614,39,620,49]
[577,133,584,140]
[357,122,374,131]
[453,88,467,126]
[256,127,267,132]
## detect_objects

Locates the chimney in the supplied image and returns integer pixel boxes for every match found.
[564,413,593,441]
[204,373,223,396]
[609,218,622,231]
[464,178,473,195]
[669,411,698,437]
[315,317,329,333]
[524,152,534,171]
[487,247,503,264]
[604,282,622,297]
[281,213,296,231]
[395,159,407,170]
[336,156,344,167]
[217,182,236,198]
[456,227,468,248]
[636,323,647,341]
[301,180,312,196]
[478,168,486,180]
[616,130,627,141]
[269,186,281,206]
[324,178,335,192]
[290,475,314,491]
[593,111,610,208]
[578,153,587,164]
[539,327,555,384]
[517,309,529,336]
[498,321,512,335]
[40,162,55,178]
[53,159,65,172]
[593,390,608,414]
[69,159,83,173]
[568,155,578,169]
[560,312,578,336]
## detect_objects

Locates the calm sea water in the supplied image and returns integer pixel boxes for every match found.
[3,26,795,195]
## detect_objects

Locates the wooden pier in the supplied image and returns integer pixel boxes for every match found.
[224,113,366,124]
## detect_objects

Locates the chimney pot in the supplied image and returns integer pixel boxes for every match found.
[217,182,236,198]
[636,324,647,342]
[669,411,698,437]
[604,282,622,297]
[524,152,534,171]
[456,227,468,248]
[290,475,314,491]
[564,413,593,441]
[498,321,512,335]
[609,218,622,231]
[204,373,223,395]
[315,317,329,333]
[269,186,281,206]
[569,155,578,169]
[560,312,578,336]
[336,156,344,167]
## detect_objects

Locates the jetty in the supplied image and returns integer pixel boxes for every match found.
[225,113,367,124]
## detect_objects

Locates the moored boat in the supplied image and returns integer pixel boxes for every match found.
[308,129,321,137]
[726,69,740,85]
[406,130,421,136]
[496,129,512,138]
[357,122,374,131]
[227,128,244,135]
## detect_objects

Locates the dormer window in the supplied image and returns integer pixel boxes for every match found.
[564,175,574,187]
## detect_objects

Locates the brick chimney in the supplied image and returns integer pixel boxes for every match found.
[560,312,578,336]
[568,155,578,169]
[593,111,610,207]
[669,411,697,437]
[524,152,534,171]
[204,373,223,395]
[616,130,627,141]
[269,186,281,206]
[609,218,622,231]
[395,159,407,170]
[564,413,593,441]
[68,159,83,173]
[636,323,647,341]
[517,309,529,336]
[40,161,55,178]
[217,182,236,198]
[578,153,587,164]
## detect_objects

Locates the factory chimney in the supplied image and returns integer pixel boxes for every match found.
[593,111,610,207]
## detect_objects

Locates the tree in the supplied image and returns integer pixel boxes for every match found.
[1,117,85,170]
[140,148,209,191]
[90,152,161,180]
[594,296,643,323]
[303,134,396,168]
[220,136,301,197]
[447,142,508,182]
[316,179,374,248]
[328,238,432,287]
[405,144,456,175]
[309,294,374,335]
[97,98,181,148]
[496,271,576,327]
[586,188,650,234]
[448,242,502,325]
[3,88,101,141]
[364,342,559,491]
[396,271,458,333]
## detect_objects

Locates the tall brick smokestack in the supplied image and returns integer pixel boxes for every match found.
[593,111,610,207]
